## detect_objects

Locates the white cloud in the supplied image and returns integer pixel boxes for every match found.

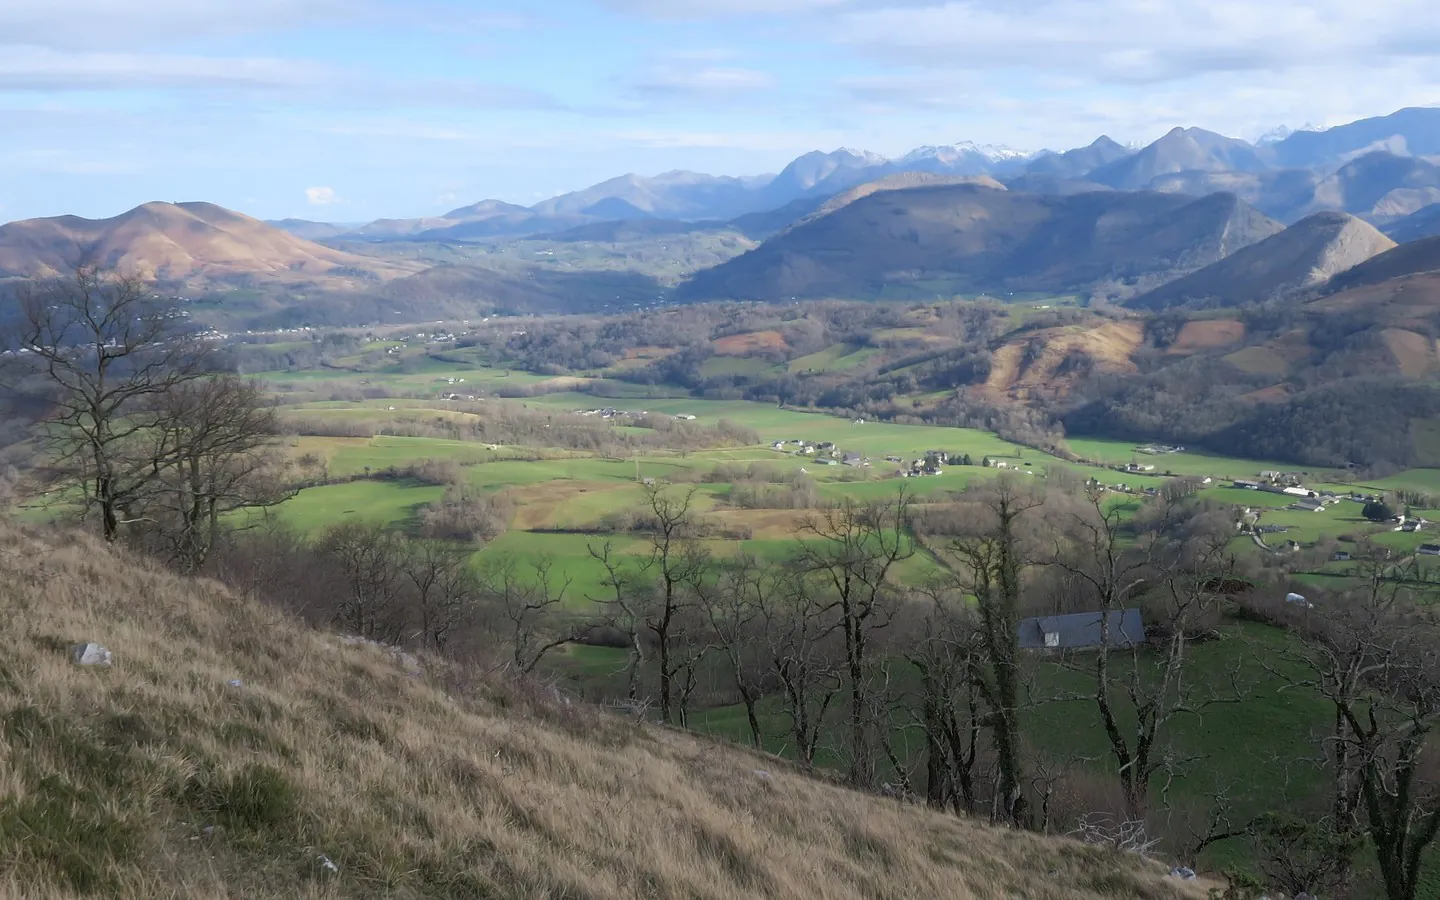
[633,66,776,95]
[0,0,357,49]
[0,46,324,91]
[829,0,1440,85]
[305,186,338,205]
[600,0,848,17]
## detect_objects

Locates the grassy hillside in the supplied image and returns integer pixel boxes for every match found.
[0,524,1207,899]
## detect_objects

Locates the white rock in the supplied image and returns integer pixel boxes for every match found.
[70,642,112,666]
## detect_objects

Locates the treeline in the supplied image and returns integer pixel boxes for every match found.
[1066,370,1440,470]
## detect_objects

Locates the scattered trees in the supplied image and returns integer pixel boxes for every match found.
[0,267,284,563]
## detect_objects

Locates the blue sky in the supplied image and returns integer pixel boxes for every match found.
[2,0,1438,223]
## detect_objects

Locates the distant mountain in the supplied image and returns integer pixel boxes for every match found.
[1256,123,1322,145]
[1385,204,1440,243]
[1022,136,1132,180]
[678,184,1281,301]
[1000,174,1114,196]
[0,202,409,285]
[1129,211,1395,310]
[896,142,1034,176]
[349,215,470,239]
[544,218,713,242]
[531,171,769,220]
[441,199,533,220]
[266,218,353,241]
[726,196,830,240]
[1310,152,1440,222]
[1272,107,1440,168]
[793,173,1007,228]
[1089,127,1270,190]
[1145,169,1322,223]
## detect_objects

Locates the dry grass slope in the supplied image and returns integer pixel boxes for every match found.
[0,202,415,286]
[0,524,1207,900]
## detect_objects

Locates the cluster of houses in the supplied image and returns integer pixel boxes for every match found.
[1232,472,1343,513]
[770,440,872,468]
[572,407,698,422]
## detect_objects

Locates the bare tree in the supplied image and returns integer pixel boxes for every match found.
[476,554,574,674]
[588,540,647,706]
[695,554,772,748]
[758,568,842,769]
[949,478,1039,828]
[317,521,407,642]
[398,538,479,653]
[796,488,913,787]
[1049,489,1237,823]
[907,579,985,815]
[3,266,209,541]
[638,483,711,725]
[1266,556,1440,900]
[145,375,291,571]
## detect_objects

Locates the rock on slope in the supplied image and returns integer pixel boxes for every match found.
[0,523,1207,900]
[1130,211,1397,309]
[0,201,411,285]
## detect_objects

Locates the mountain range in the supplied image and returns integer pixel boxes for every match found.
[266,107,1440,245]
[678,184,1282,302]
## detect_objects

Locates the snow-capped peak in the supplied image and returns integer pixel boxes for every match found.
[898,141,1034,164]
[1256,122,1323,144]
[832,147,889,166]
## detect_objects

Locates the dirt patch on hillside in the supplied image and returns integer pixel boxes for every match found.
[985,320,1143,400]
[714,330,787,355]
[537,376,595,391]
[711,507,817,539]
[623,346,677,360]
[1239,384,1292,403]
[507,481,632,530]
[1168,319,1246,354]
[1381,328,1435,377]
[1221,329,1313,377]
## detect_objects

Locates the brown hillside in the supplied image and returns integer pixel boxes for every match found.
[0,202,415,285]
[0,524,1206,899]
[985,320,1144,400]
[1130,211,1395,310]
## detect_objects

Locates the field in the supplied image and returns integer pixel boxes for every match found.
[255,354,1440,587]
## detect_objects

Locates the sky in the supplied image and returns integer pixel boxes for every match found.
[2,0,1439,223]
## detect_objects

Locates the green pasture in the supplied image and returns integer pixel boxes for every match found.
[476,531,645,608]
[270,479,444,534]
[1064,437,1336,481]
[699,356,780,378]
[548,620,1331,872]
[787,344,881,374]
